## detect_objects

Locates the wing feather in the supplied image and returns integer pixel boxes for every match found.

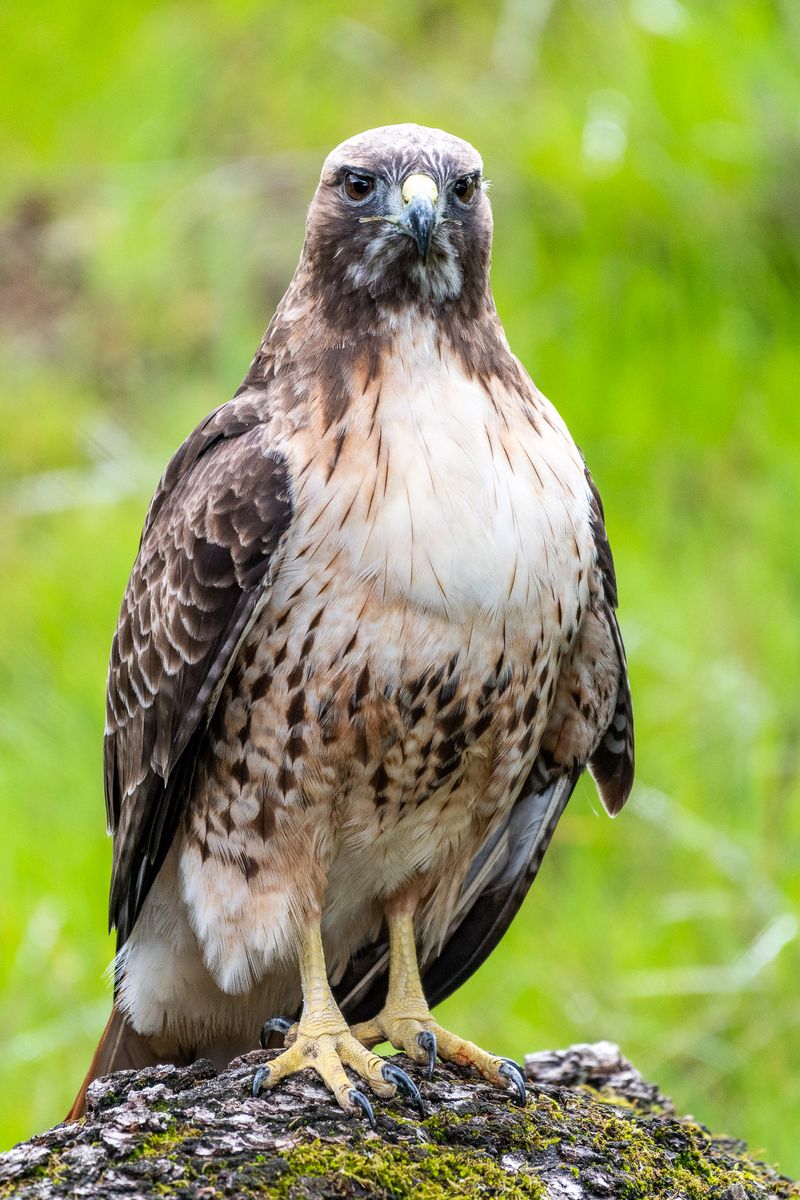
[105,395,293,946]
[583,463,635,814]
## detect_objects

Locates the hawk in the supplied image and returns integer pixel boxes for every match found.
[70,124,634,1125]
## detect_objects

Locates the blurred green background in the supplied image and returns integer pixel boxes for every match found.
[1,0,799,1175]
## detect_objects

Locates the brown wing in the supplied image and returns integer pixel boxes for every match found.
[583,463,635,814]
[337,463,634,1019]
[105,395,293,947]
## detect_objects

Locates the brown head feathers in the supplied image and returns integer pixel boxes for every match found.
[241,124,524,407]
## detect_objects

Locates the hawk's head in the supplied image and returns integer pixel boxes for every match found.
[302,124,491,312]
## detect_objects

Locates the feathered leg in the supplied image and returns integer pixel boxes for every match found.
[350,904,527,1104]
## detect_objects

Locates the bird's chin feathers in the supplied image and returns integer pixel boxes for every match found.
[345,224,465,307]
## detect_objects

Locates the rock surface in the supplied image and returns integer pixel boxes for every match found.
[1,1042,797,1198]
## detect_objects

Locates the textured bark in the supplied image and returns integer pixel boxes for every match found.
[1,1042,796,1199]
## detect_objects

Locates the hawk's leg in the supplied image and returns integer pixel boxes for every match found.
[350,910,527,1105]
[252,920,423,1123]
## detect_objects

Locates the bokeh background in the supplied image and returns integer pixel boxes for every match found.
[1,0,799,1173]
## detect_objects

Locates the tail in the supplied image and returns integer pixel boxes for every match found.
[67,1005,193,1121]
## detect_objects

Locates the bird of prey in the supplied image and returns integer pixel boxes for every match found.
[70,124,633,1126]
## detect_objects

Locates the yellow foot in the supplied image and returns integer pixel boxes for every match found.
[253,1017,425,1124]
[350,1011,528,1105]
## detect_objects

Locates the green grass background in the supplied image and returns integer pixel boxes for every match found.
[1,0,798,1174]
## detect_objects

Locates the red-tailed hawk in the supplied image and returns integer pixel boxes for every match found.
[71,124,634,1126]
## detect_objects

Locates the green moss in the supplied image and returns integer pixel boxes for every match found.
[127,1125,201,1159]
[557,1092,799,1199]
[421,1092,559,1158]
[0,1152,68,1197]
[276,1138,545,1199]
[514,1094,567,1155]
[4,1083,797,1199]
[577,1083,640,1111]
[114,1131,544,1199]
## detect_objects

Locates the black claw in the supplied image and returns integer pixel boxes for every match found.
[252,1065,271,1097]
[382,1062,426,1118]
[417,1030,437,1081]
[349,1088,377,1130]
[499,1058,528,1106]
[259,1016,292,1048]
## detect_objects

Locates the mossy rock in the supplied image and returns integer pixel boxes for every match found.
[1,1043,796,1198]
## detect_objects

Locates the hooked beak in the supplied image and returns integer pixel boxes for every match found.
[399,173,439,264]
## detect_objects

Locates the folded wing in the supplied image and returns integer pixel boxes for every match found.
[105,397,293,947]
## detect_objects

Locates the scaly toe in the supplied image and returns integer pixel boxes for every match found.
[359,1011,524,1099]
[431,1025,528,1100]
[336,1034,394,1098]
[251,1028,397,1119]
[348,1017,384,1049]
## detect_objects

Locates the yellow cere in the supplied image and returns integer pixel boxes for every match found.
[401,173,439,206]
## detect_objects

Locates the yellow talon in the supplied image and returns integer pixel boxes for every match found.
[252,922,404,1122]
[351,912,527,1103]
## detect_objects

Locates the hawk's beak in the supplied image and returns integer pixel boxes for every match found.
[399,174,439,264]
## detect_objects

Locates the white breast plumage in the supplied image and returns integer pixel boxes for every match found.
[290,318,595,627]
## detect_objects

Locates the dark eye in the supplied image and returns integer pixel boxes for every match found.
[453,174,479,205]
[343,172,375,202]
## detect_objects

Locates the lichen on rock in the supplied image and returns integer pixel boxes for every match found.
[0,1044,796,1198]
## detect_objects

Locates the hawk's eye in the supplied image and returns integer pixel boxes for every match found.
[343,172,375,202]
[453,174,479,205]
